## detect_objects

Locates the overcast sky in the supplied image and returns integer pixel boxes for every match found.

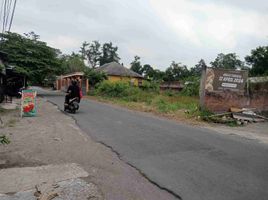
[12,0,268,69]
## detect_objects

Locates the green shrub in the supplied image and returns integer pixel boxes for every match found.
[96,81,133,98]
[0,63,4,72]
[140,81,160,93]
[181,78,200,96]
[0,135,10,145]
[95,81,156,103]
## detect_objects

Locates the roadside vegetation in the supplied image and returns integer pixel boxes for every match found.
[88,81,206,123]
[1,31,267,124]
[0,135,10,145]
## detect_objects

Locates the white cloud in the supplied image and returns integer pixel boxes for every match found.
[10,0,268,69]
[46,36,81,51]
[149,0,268,51]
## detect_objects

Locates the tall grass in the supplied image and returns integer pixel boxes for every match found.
[94,81,199,114]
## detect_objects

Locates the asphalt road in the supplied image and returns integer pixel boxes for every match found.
[42,90,268,200]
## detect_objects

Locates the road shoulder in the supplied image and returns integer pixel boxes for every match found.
[0,98,177,200]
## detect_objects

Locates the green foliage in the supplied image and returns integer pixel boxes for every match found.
[140,80,159,92]
[0,135,10,145]
[163,61,190,82]
[190,59,206,76]
[0,107,6,113]
[130,56,143,75]
[61,53,86,73]
[13,66,29,75]
[245,46,268,76]
[181,77,200,96]
[99,42,120,66]
[0,63,4,72]
[211,53,244,69]
[163,90,177,97]
[80,41,120,67]
[150,69,165,81]
[84,68,107,87]
[96,81,131,97]
[153,96,198,113]
[95,81,199,113]
[80,41,101,68]
[198,108,214,119]
[0,32,62,84]
[95,81,155,102]
[142,64,154,79]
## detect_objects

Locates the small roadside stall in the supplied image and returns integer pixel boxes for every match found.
[56,72,89,95]
[5,66,27,97]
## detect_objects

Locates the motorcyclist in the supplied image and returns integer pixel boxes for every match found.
[65,80,80,106]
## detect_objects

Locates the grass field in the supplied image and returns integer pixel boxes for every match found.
[87,81,204,124]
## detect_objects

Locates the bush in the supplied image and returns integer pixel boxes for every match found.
[0,63,4,72]
[181,77,200,96]
[95,81,156,102]
[96,81,134,98]
[140,81,160,92]
[84,68,107,88]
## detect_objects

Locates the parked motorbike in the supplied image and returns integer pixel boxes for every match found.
[64,97,79,113]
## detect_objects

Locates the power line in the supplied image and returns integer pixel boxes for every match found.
[4,0,12,32]
[2,0,7,33]
[8,0,16,31]
[0,0,17,33]
[0,0,4,27]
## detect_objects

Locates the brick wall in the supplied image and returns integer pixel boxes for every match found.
[204,90,268,112]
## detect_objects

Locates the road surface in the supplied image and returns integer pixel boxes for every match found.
[40,89,268,200]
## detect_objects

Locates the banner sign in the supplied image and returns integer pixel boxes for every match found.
[21,90,37,117]
[205,68,248,92]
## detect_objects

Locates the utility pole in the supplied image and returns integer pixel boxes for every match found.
[199,64,207,110]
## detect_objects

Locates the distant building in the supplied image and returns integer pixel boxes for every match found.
[96,62,144,86]
[56,72,89,95]
[160,81,184,91]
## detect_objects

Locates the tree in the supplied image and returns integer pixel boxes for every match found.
[191,59,207,76]
[24,31,40,40]
[80,41,101,68]
[211,53,244,69]
[142,64,154,79]
[99,42,120,66]
[61,53,86,74]
[130,56,143,75]
[163,61,189,82]
[83,68,107,89]
[0,32,62,84]
[245,46,268,76]
[0,63,4,72]
[151,69,165,81]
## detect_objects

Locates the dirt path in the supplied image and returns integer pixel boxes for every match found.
[0,98,176,200]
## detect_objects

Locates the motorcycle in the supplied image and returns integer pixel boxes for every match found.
[64,97,79,113]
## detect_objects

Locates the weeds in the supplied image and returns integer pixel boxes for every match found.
[92,81,200,119]
[0,135,10,145]
[0,107,7,113]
